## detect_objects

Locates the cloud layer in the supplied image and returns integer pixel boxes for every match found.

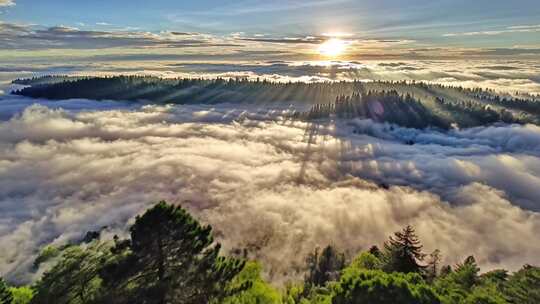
[0,0,14,7]
[2,20,540,61]
[1,60,539,96]
[0,22,240,50]
[0,97,539,284]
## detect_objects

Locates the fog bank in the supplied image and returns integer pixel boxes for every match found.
[0,98,539,283]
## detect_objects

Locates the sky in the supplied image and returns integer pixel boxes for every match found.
[1,0,540,61]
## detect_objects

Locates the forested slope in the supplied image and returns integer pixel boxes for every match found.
[12,76,540,129]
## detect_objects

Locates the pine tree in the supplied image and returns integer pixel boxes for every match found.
[453,256,480,290]
[503,265,540,304]
[102,201,245,304]
[31,243,110,304]
[383,225,427,273]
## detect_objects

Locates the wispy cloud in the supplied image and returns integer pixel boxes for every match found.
[0,0,14,7]
[0,22,241,50]
[169,0,351,17]
[444,24,540,37]
[239,36,324,44]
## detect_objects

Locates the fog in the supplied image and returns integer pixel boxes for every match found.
[0,96,539,283]
[1,59,539,96]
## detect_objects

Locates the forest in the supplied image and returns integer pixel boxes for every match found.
[12,76,540,129]
[0,201,538,304]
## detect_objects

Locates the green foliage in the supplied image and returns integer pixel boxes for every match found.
[33,246,61,269]
[31,243,110,304]
[222,261,280,304]
[382,225,427,274]
[9,287,33,304]
[21,211,540,304]
[433,256,509,304]
[101,201,245,304]
[503,265,540,304]
[349,252,382,271]
[0,278,13,304]
[462,285,507,304]
[451,256,480,291]
[283,284,332,304]
[283,283,305,304]
[332,269,441,304]
[479,269,508,288]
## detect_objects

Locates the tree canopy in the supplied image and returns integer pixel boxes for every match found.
[1,203,538,304]
[13,75,540,129]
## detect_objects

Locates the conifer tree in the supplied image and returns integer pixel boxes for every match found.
[503,265,540,304]
[383,225,427,273]
[102,201,245,304]
[453,256,480,290]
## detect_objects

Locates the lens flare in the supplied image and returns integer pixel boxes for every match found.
[318,38,347,57]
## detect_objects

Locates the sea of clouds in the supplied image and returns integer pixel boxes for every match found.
[0,95,539,284]
[1,59,539,96]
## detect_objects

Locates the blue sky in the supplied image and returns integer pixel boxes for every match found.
[3,0,540,42]
[1,0,540,60]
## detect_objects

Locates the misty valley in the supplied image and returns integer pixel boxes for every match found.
[1,73,540,304]
[1,0,540,303]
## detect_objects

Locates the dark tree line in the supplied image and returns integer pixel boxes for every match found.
[305,91,449,129]
[12,75,540,129]
[434,97,523,127]
[13,76,367,105]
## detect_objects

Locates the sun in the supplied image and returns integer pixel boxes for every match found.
[318,38,347,57]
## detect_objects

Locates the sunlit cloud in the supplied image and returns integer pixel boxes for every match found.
[0,22,241,50]
[238,36,324,44]
[0,0,14,7]
[444,24,540,37]
[0,101,539,283]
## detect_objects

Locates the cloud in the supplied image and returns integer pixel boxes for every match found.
[459,48,540,57]
[0,22,242,50]
[1,60,538,96]
[0,0,14,7]
[1,20,538,61]
[239,36,324,44]
[167,0,350,18]
[444,24,540,37]
[0,99,539,284]
[1,59,539,97]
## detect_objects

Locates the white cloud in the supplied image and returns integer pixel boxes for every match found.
[0,21,241,50]
[0,100,539,284]
[444,24,540,37]
[0,0,14,7]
